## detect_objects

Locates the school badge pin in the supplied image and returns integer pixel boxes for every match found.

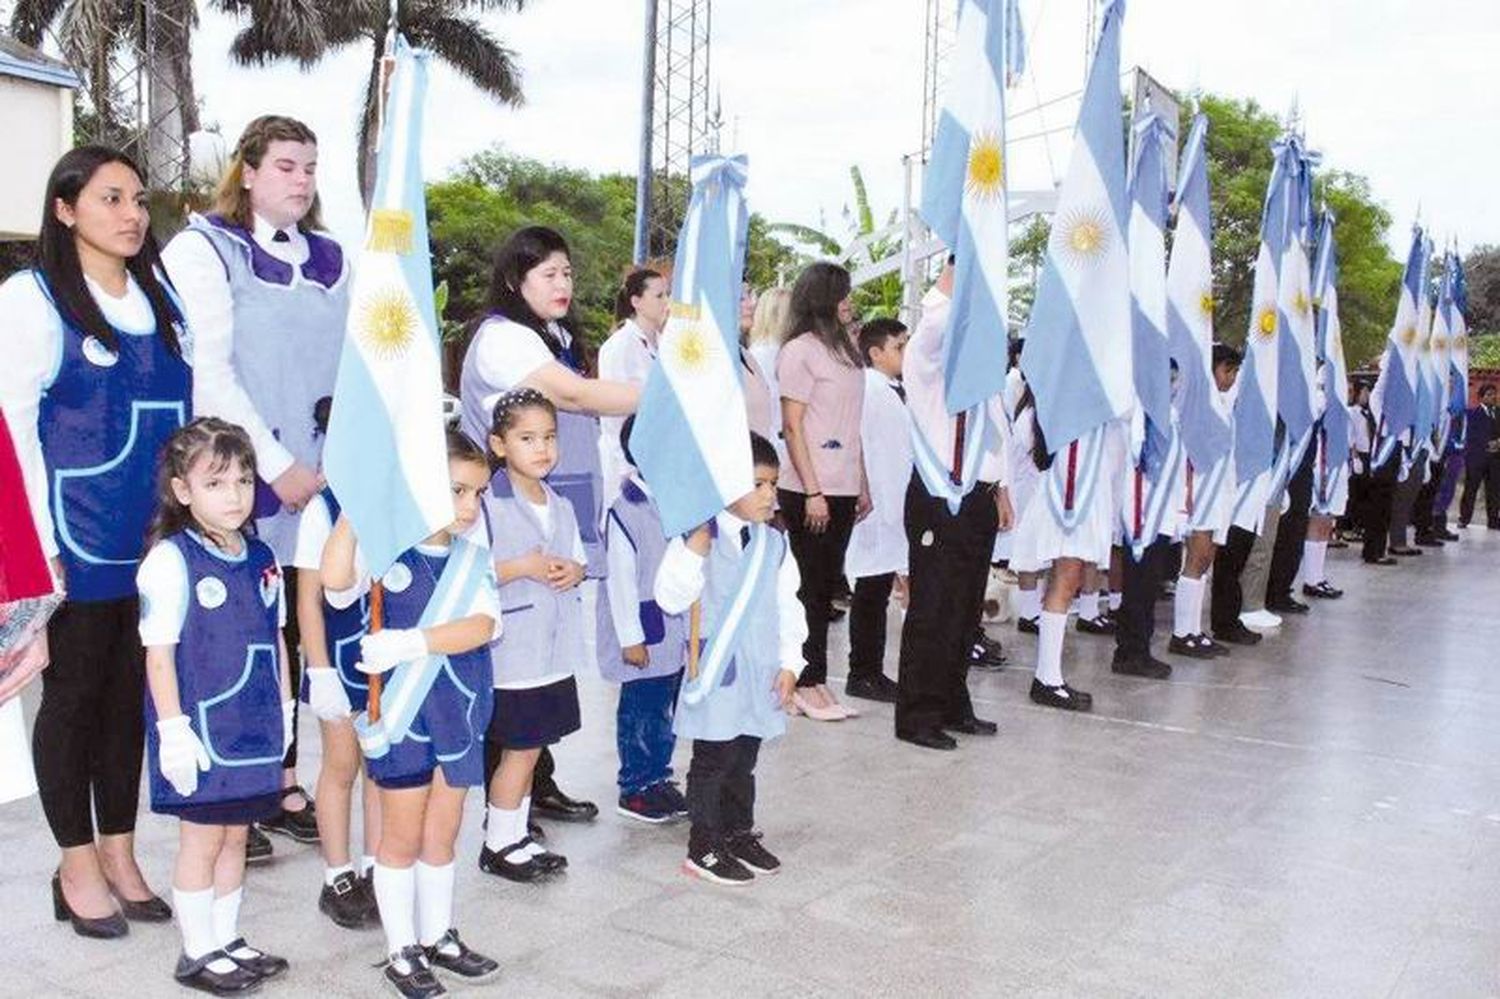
[81,336,119,368]
[196,576,227,610]
[383,561,413,593]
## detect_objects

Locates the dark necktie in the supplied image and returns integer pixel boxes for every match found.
[739,526,751,547]
[272,230,290,244]
[891,381,907,403]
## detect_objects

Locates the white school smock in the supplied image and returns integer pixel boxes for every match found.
[596,318,656,513]
[845,369,913,581]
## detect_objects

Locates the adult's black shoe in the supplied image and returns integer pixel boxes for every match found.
[942,716,998,736]
[52,873,128,940]
[1362,556,1397,566]
[845,672,898,703]
[257,787,320,844]
[1213,623,1263,646]
[173,951,262,995]
[1016,616,1039,635]
[1302,581,1344,599]
[1112,655,1172,680]
[1266,597,1310,614]
[1202,634,1231,657]
[115,890,172,923]
[1029,679,1092,711]
[1438,529,1460,541]
[1390,547,1422,556]
[530,788,598,823]
[477,844,547,883]
[1413,533,1444,547]
[1166,633,1217,660]
[896,727,958,751]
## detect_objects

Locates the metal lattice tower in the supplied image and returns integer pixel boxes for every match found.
[633,0,713,265]
[920,0,958,157]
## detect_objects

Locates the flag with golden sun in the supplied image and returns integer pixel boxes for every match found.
[323,38,453,578]
[918,0,1026,418]
[1369,226,1427,471]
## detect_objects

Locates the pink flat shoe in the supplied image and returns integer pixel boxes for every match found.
[818,684,858,719]
[792,691,844,722]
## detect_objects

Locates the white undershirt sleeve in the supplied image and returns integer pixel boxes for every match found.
[0,274,64,557]
[776,547,808,679]
[137,542,190,646]
[654,537,705,615]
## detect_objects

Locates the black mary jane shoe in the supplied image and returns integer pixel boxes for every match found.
[1029,679,1093,712]
[516,837,568,873]
[1301,581,1344,600]
[52,873,128,940]
[424,929,500,982]
[477,843,547,883]
[174,950,262,995]
[1075,615,1116,636]
[385,945,445,999]
[1167,633,1218,660]
[1200,634,1231,658]
[224,938,289,979]
[1016,616,1040,634]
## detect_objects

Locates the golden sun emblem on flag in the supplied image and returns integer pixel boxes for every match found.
[1293,290,1311,318]
[1198,291,1215,321]
[1255,306,1278,341]
[1053,205,1111,270]
[1399,325,1418,348]
[663,303,719,376]
[1431,334,1447,352]
[359,286,419,359]
[965,132,1005,202]
[1454,334,1468,352]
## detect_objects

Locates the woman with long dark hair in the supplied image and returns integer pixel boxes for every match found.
[775,262,870,721]
[458,225,638,841]
[597,267,668,508]
[0,146,191,936]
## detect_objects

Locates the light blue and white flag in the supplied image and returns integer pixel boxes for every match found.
[1370,226,1426,470]
[921,0,1027,416]
[1020,0,1132,453]
[324,38,451,579]
[1275,137,1318,450]
[1312,210,1351,512]
[1451,254,1470,416]
[1429,252,1456,446]
[1165,113,1231,474]
[630,155,753,537]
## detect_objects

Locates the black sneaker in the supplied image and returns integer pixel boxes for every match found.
[845,671,898,703]
[384,945,445,998]
[971,633,1007,667]
[424,929,499,982]
[683,845,755,886]
[725,831,781,875]
[1029,678,1093,712]
[648,781,690,820]
[618,789,675,824]
[258,787,320,844]
[319,870,373,929]
[245,825,274,865]
[1016,616,1039,635]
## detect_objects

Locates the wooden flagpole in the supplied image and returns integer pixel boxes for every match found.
[687,601,701,682]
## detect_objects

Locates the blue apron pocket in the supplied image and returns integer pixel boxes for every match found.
[197,643,284,767]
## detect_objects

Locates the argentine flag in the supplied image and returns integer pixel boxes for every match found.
[629,155,753,537]
[1165,114,1230,474]
[1312,210,1352,511]
[1370,227,1426,469]
[323,38,451,578]
[920,0,1026,416]
[1451,255,1470,414]
[1020,0,1132,453]
[1276,138,1318,449]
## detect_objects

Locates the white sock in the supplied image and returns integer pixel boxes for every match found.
[486,804,533,863]
[173,886,237,972]
[1036,611,1067,687]
[1016,587,1041,621]
[1303,540,1327,585]
[414,861,454,948]
[1073,591,1099,621]
[211,886,243,950]
[325,863,354,887]
[361,855,376,877]
[1173,576,1204,638]
[1107,591,1122,612]
[373,863,417,957]
[520,794,546,857]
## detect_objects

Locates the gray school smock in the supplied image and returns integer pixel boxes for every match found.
[484,474,587,687]
[672,527,789,744]
[595,480,688,684]
[187,214,349,563]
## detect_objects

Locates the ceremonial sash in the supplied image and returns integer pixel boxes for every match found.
[1043,424,1107,534]
[1122,422,1182,555]
[908,403,990,514]
[681,523,776,707]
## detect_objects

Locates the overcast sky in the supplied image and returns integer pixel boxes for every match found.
[186,0,1500,259]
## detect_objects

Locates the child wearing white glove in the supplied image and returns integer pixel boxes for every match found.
[139,419,294,991]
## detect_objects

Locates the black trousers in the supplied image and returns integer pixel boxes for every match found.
[895,476,997,735]
[1210,526,1256,633]
[33,598,145,848]
[1361,462,1397,561]
[281,568,302,771]
[1388,464,1423,548]
[1116,537,1172,660]
[686,735,760,854]
[1267,444,1315,604]
[848,571,896,679]
[778,491,857,687]
[1458,459,1499,526]
[1411,460,1443,536]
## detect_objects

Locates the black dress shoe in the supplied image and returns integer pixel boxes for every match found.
[530,788,598,823]
[896,727,958,751]
[1413,533,1444,547]
[52,873,128,939]
[1200,634,1231,658]
[516,837,567,872]
[971,633,1007,667]
[173,951,262,995]
[1112,655,1172,679]
[245,825,274,864]
[478,843,547,882]
[1363,556,1398,566]
[1016,616,1039,635]
[224,938,289,979]
[384,945,445,999]
[319,870,374,929]
[1302,581,1344,599]
[942,716,998,736]
[1029,679,1092,711]
[1266,597,1310,614]
[527,817,546,842]
[1213,624,1263,646]
[1390,547,1422,556]
[425,928,500,981]
[845,672,898,703]
[1075,615,1116,635]
[113,889,172,923]
[1167,633,1217,660]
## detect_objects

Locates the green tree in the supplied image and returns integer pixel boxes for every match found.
[1462,245,1500,335]
[212,0,526,204]
[770,165,903,320]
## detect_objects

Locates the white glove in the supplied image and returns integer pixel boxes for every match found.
[157,715,209,797]
[305,667,352,722]
[357,628,428,675]
[281,699,296,757]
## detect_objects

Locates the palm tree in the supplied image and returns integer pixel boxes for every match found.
[211,0,527,205]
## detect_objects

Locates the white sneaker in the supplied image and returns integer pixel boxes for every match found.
[1239,610,1282,631]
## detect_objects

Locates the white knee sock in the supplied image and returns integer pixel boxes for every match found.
[1107,590,1123,612]
[174,886,237,971]
[1073,590,1100,621]
[1036,611,1067,687]
[1303,540,1327,585]
[1173,576,1204,638]
[373,863,417,957]
[1016,587,1041,621]
[519,794,547,857]
[211,886,243,949]
[486,804,532,860]
[361,855,376,877]
[414,860,454,948]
